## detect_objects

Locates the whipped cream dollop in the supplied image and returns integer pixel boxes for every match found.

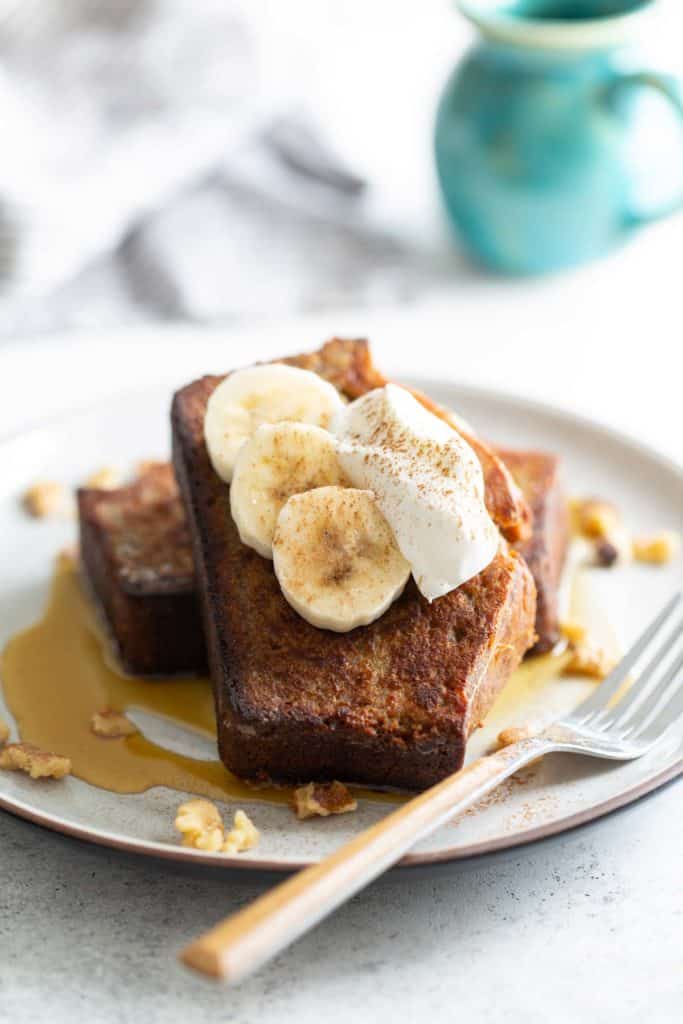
[332,384,499,601]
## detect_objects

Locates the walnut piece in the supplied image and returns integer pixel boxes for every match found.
[222,810,260,854]
[571,498,632,567]
[23,481,73,519]
[632,531,680,565]
[560,620,587,646]
[0,742,71,779]
[291,781,358,820]
[174,799,259,854]
[594,540,619,568]
[175,798,225,851]
[85,466,122,491]
[497,725,536,749]
[572,498,620,539]
[564,643,616,680]
[90,708,138,739]
[0,716,9,746]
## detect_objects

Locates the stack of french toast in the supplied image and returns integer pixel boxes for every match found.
[78,339,568,791]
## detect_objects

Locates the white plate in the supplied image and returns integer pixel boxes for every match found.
[0,378,681,871]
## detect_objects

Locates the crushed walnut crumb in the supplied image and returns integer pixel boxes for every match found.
[560,620,587,646]
[572,498,620,540]
[175,798,225,851]
[23,481,73,519]
[85,466,122,491]
[222,810,260,854]
[564,643,615,680]
[497,725,536,749]
[633,530,680,565]
[571,497,631,567]
[0,716,9,746]
[594,540,620,568]
[291,781,358,820]
[0,742,71,779]
[561,618,615,681]
[90,708,138,739]
[174,799,259,854]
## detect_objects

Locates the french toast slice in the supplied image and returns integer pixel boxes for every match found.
[76,449,565,679]
[77,463,207,677]
[498,449,569,653]
[171,340,537,789]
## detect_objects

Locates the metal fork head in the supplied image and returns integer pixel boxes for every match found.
[548,592,683,761]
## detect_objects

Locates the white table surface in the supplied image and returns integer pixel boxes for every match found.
[0,293,681,1023]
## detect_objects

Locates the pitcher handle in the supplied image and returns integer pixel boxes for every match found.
[601,70,683,225]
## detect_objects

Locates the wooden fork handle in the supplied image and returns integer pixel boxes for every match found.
[181,739,546,982]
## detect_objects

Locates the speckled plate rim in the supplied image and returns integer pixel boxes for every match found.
[0,380,681,872]
[1,756,681,872]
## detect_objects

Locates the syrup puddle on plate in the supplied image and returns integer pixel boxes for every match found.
[0,550,605,808]
[0,556,402,806]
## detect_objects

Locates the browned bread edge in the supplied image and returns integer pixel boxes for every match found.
[499,449,569,653]
[77,471,207,678]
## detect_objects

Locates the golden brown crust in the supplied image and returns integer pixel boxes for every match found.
[497,449,569,653]
[171,340,537,789]
[282,337,384,397]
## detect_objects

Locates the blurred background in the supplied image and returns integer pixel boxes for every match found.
[0,0,680,340]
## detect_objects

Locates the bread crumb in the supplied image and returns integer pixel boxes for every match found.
[90,708,138,739]
[174,800,259,854]
[0,742,71,779]
[222,810,260,854]
[291,781,358,820]
[85,466,122,491]
[23,481,73,519]
[564,643,615,680]
[497,725,536,749]
[0,716,9,746]
[633,531,680,565]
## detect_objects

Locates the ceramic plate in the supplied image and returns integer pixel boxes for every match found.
[0,379,681,870]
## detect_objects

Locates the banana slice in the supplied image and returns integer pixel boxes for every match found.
[204,364,345,483]
[230,422,346,558]
[273,486,410,632]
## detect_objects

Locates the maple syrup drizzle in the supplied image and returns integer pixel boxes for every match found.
[1,555,575,807]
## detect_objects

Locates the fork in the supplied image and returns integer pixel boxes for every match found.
[181,592,683,982]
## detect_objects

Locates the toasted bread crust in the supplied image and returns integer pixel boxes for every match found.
[172,341,537,788]
[498,449,569,653]
[77,464,207,677]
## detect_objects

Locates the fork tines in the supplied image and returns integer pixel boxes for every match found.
[571,592,683,747]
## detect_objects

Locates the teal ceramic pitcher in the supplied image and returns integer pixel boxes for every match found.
[434,0,683,273]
